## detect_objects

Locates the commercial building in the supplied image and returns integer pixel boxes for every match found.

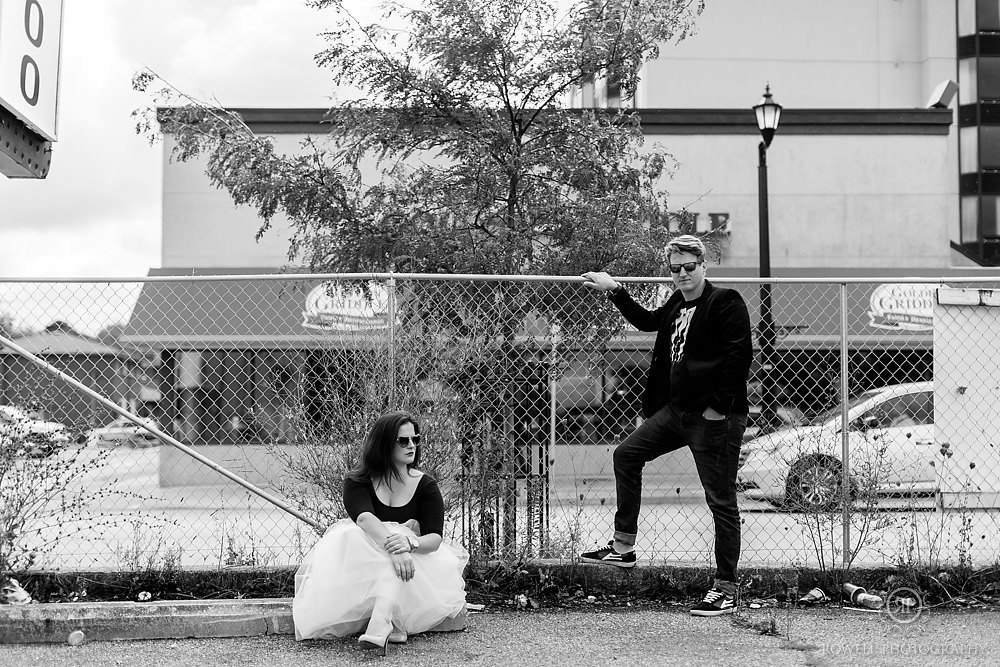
[124,0,997,447]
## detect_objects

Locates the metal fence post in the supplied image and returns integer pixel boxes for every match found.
[387,273,397,404]
[546,334,558,556]
[840,282,851,564]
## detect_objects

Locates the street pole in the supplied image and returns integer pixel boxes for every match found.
[757,140,778,433]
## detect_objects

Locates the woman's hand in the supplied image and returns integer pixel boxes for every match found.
[383,533,412,555]
[390,552,415,581]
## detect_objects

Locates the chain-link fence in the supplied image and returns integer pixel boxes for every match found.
[1,274,999,573]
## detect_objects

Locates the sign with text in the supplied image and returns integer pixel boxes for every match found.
[867,283,936,331]
[302,282,390,331]
[0,0,63,140]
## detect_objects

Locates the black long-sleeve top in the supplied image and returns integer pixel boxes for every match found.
[342,474,445,537]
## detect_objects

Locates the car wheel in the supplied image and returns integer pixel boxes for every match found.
[784,456,852,512]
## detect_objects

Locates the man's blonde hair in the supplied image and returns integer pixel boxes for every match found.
[666,234,707,259]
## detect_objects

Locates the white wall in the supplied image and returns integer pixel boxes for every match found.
[656,131,956,268]
[161,132,414,269]
[162,127,956,270]
[643,0,955,109]
[933,289,1000,505]
[161,134,295,268]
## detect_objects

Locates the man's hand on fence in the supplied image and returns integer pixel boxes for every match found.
[581,271,620,292]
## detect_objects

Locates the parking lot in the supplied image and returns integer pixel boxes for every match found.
[24,444,1000,571]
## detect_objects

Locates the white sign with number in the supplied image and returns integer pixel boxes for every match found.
[0,0,63,141]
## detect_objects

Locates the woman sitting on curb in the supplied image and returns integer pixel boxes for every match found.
[292,411,468,654]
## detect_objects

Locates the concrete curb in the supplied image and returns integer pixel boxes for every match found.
[0,599,467,644]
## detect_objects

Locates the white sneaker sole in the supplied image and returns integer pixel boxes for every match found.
[579,556,636,568]
[690,606,735,616]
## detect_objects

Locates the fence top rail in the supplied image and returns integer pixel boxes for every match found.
[0,273,999,285]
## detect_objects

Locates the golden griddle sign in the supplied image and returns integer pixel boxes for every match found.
[302,282,390,331]
[867,283,936,332]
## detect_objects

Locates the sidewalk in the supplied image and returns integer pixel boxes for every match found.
[1,599,997,666]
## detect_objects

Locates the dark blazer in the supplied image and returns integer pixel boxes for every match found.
[609,280,753,419]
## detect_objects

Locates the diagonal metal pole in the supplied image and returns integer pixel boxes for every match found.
[0,333,324,531]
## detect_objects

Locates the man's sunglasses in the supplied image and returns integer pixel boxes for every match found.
[668,261,702,274]
[397,435,421,447]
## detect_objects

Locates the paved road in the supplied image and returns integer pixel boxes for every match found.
[2,606,998,666]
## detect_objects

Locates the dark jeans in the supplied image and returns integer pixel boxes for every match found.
[612,405,747,587]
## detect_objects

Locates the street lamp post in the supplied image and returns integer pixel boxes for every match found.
[753,84,782,434]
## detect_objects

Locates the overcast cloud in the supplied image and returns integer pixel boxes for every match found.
[0,0,345,278]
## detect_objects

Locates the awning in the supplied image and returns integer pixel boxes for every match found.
[121,269,948,352]
[609,279,937,351]
[731,280,933,350]
[120,270,388,350]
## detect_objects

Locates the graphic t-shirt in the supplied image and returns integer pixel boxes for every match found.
[670,303,698,363]
[667,296,703,409]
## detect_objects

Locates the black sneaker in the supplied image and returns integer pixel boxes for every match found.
[579,541,636,568]
[690,588,735,616]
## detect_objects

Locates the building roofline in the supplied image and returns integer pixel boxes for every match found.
[156,107,953,136]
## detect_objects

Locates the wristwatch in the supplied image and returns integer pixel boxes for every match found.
[407,535,420,552]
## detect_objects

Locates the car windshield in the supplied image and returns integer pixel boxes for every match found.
[808,390,884,425]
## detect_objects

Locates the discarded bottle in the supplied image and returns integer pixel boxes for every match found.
[0,577,32,605]
[67,630,86,646]
[842,583,883,609]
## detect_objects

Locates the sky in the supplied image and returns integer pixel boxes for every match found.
[0,0,357,279]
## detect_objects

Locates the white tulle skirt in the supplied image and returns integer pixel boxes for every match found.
[293,519,469,641]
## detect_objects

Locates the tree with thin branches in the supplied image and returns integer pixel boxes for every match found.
[134,0,714,557]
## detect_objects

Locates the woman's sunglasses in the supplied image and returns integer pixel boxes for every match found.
[396,435,421,447]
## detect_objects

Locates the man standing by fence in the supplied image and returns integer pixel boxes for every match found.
[579,235,753,616]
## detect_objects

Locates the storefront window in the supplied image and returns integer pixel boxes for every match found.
[981,126,1000,168]
[962,196,980,245]
[962,126,979,173]
[960,0,977,35]
[959,58,978,105]
[978,0,1000,31]
[980,57,1000,100]
[983,195,1000,238]
[960,0,976,35]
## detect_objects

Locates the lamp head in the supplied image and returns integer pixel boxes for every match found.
[753,84,782,147]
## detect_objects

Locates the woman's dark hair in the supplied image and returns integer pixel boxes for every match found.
[346,411,421,485]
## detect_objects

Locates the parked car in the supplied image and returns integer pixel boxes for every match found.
[742,380,807,442]
[83,416,161,448]
[737,382,937,510]
[743,403,807,442]
[0,405,71,458]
